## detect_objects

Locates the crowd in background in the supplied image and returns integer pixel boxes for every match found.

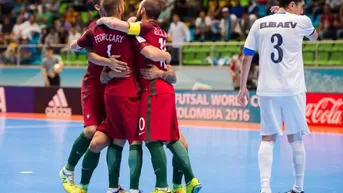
[0,0,342,65]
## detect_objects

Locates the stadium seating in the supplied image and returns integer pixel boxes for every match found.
[179,41,343,66]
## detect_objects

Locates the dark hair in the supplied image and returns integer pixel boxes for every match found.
[278,0,303,8]
[142,0,163,20]
[93,0,100,5]
[46,47,54,51]
[102,0,121,16]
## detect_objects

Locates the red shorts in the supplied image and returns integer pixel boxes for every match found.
[81,78,106,127]
[138,93,179,141]
[97,95,140,144]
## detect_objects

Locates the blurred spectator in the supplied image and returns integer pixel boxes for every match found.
[11,0,25,19]
[17,7,31,21]
[327,0,343,13]
[219,7,238,41]
[158,0,175,31]
[65,5,79,23]
[0,16,13,35]
[207,0,222,20]
[231,0,247,19]
[168,14,190,65]
[40,28,49,44]
[58,26,69,44]
[36,6,53,28]
[174,0,190,20]
[247,0,259,17]
[42,47,64,87]
[44,28,59,45]
[320,4,338,39]
[20,15,41,41]
[12,17,24,40]
[239,11,254,38]
[20,37,35,64]
[195,11,212,41]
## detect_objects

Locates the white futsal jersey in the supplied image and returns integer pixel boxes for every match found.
[244,12,315,96]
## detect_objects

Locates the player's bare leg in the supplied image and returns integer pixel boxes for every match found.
[128,140,143,193]
[166,140,201,193]
[145,140,170,193]
[259,134,277,193]
[71,131,110,193]
[172,132,188,193]
[60,125,97,192]
[285,132,305,193]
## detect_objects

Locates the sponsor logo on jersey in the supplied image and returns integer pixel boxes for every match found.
[0,87,7,113]
[45,89,72,117]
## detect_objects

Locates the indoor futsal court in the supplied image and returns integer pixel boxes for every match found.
[0,115,342,193]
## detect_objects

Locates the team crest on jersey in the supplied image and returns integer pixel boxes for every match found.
[86,113,91,120]
[136,36,146,43]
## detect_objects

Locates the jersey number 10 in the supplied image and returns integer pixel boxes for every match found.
[270,33,283,63]
[159,38,167,69]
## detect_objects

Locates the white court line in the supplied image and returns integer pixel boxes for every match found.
[20,171,33,174]
[0,117,82,123]
[5,124,82,129]
[1,116,342,135]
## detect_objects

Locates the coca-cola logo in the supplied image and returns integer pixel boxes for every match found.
[306,97,343,125]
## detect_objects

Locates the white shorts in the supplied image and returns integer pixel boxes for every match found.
[259,93,310,136]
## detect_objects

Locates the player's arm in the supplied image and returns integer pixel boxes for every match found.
[302,16,318,41]
[41,60,50,87]
[96,17,148,36]
[240,21,258,89]
[140,64,177,84]
[140,46,171,64]
[96,17,131,33]
[55,55,64,73]
[70,28,93,52]
[86,48,127,71]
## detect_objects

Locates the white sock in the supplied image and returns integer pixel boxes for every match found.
[258,141,274,193]
[290,140,306,192]
[107,188,118,193]
[129,190,140,193]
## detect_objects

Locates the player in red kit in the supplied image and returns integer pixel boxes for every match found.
[97,1,201,193]
[59,1,130,193]
[69,1,172,193]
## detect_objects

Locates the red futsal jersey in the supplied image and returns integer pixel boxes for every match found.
[83,21,104,80]
[133,21,175,96]
[78,24,139,97]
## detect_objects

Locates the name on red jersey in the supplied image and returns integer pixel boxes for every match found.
[154,28,167,38]
[94,33,124,44]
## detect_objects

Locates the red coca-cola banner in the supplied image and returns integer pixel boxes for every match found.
[306,93,343,127]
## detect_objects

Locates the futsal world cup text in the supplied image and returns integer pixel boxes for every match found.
[175,92,260,123]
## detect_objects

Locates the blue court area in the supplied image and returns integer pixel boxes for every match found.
[0,117,342,193]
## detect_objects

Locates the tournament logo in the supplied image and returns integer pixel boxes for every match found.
[0,87,6,113]
[45,88,72,117]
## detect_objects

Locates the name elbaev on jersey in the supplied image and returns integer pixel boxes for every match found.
[260,21,297,29]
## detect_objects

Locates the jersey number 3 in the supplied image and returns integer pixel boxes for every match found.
[270,33,283,63]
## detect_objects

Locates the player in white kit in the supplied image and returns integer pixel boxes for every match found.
[237,0,318,193]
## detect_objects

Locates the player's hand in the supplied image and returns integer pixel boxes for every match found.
[270,6,280,13]
[127,17,137,22]
[108,55,128,72]
[109,68,131,78]
[100,70,112,84]
[140,65,163,80]
[237,87,249,106]
[45,80,50,87]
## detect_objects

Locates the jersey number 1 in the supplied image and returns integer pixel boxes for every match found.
[158,38,167,69]
[270,33,283,63]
